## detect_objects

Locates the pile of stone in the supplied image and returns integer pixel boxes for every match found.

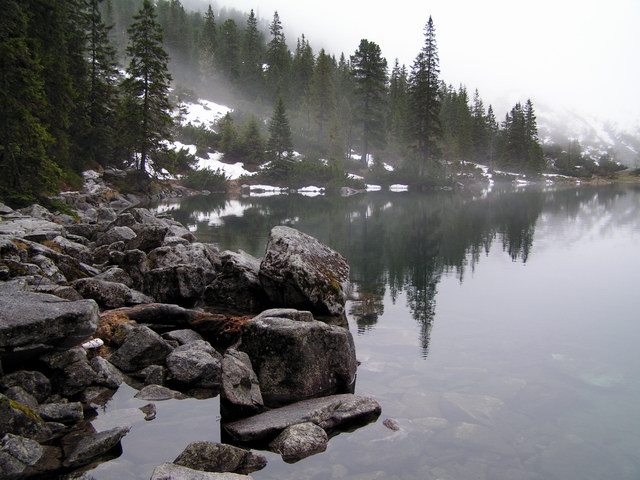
[0,174,381,479]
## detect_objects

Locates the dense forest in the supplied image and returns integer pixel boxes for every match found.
[0,0,623,206]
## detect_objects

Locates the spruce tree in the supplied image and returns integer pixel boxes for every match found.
[122,0,174,172]
[217,19,240,81]
[266,11,291,99]
[388,60,410,155]
[199,5,216,79]
[486,104,499,169]
[471,89,488,163]
[310,49,337,143]
[409,16,441,174]
[240,9,264,99]
[351,39,388,167]
[0,0,59,203]
[267,97,294,161]
[240,116,265,166]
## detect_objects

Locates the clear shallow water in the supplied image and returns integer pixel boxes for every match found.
[92,185,640,479]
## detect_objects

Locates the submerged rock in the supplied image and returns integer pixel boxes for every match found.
[150,463,254,480]
[223,394,381,444]
[173,441,266,474]
[134,384,187,401]
[63,425,130,468]
[259,226,350,316]
[269,422,328,463]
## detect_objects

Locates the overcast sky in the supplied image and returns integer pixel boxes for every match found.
[216,0,639,126]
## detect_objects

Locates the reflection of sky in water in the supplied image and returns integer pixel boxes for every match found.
[97,186,640,479]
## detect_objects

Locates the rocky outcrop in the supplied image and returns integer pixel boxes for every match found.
[173,441,266,475]
[259,226,350,316]
[0,281,98,364]
[221,349,263,417]
[238,311,357,407]
[223,394,381,444]
[204,250,268,313]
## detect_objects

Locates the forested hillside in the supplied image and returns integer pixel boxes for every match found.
[0,0,625,206]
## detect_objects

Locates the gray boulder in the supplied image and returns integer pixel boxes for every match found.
[63,425,130,468]
[134,384,187,401]
[72,278,154,309]
[204,250,269,313]
[127,225,168,252]
[0,394,51,442]
[108,326,173,372]
[90,356,124,389]
[3,387,38,410]
[118,249,148,290]
[259,226,350,316]
[151,463,254,480]
[269,422,328,463]
[144,265,209,307]
[37,402,83,424]
[0,217,66,241]
[238,313,357,407]
[166,341,222,388]
[147,243,220,271]
[163,329,204,346]
[223,394,381,443]
[49,236,93,264]
[30,254,67,283]
[0,281,98,364]
[1,370,51,403]
[173,441,266,475]
[93,267,134,288]
[95,226,136,247]
[0,433,44,479]
[221,349,263,416]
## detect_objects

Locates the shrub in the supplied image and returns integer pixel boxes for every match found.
[182,168,228,192]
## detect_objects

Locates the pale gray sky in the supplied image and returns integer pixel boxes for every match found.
[219,0,639,127]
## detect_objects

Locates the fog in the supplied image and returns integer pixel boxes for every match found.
[193,0,639,128]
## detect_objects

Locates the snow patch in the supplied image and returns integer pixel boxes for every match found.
[389,184,409,192]
[179,99,232,130]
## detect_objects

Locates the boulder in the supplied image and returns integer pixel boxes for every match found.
[108,326,173,373]
[134,385,187,401]
[223,394,381,444]
[118,249,148,290]
[72,278,154,309]
[0,433,44,479]
[30,254,67,283]
[49,236,93,264]
[0,281,98,364]
[0,394,51,442]
[259,226,349,316]
[269,422,328,463]
[90,356,124,389]
[36,402,84,424]
[166,341,222,389]
[95,226,136,247]
[238,313,357,407]
[204,250,268,314]
[162,329,204,346]
[150,463,254,480]
[63,425,130,468]
[3,387,38,410]
[1,371,51,403]
[51,358,97,397]
[221,349,263,417]
[26,284,83,301]
[127,225,168,252]
[147,243,220,271]
[173,441,266,475]
[93,267,134,288]
[0,217,66,241]
[144,265,209,307]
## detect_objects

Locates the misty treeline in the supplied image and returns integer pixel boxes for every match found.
[0,0,619,206]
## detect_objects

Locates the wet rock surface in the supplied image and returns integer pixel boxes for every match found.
[173,441,266,474]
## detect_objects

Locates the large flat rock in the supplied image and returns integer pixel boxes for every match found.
[223,394,381,443]
[0,280,99,363]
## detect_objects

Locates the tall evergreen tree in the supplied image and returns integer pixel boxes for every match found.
[388,60,410,154]
[351,39,388,167]
[217,18,240,81]
[240,115,265,166]
[121,0,174,172]
[409,16,441,174]
[240,9,264,99]
[291,35,314,104]
[486,104,499,169]
[310,49,337,143]
[267,96,294,161]
[199,4,216,79]
[85,0,119,167]
[265,11,291,99]
[0,0,59,203]
[470,88,488,163]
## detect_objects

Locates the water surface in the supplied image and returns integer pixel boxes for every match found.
[93,185,640,479]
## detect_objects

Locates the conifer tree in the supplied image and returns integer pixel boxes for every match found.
[199,5,217,79]
[351,39,388,167]
[291,35,314,104]
[266,12,291,99]
[486,104,499,169]
[267,97,294,161]
[409,16,441,173]
[121,0,174,172]
[85,0,119,167]
[217,18,240,81]
[240,116,265,166]
[0,0,59,203]
[388,60,410,154]
[240,9,264,98]
[310,49,337,143]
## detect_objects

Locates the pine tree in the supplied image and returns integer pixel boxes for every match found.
[217,18,240,81]
[310,49,337,143]
[85,0,119,167]
[388,60,410,154]
[240,9,264,99]
[121,0,174,172]
[291,35,314,104]
[199,4,216,79]
[471,89,488,163]
[267,97,294,161]
[240,116,265,166]
[486,104,499,169]
[351,39,388,167]
[409,16,441,174]
[524,99,544,172]
[266,11,291,99]
[0,0,59,203]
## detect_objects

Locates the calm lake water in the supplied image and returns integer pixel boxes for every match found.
[90,185,640,480]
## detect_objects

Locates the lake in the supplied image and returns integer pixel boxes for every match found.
[90,184,640,479]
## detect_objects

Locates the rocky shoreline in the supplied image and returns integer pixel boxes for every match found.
[0,170,381,479]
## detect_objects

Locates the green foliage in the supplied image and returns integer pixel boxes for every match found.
[182,168,228,192]
[267,97,294,161]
